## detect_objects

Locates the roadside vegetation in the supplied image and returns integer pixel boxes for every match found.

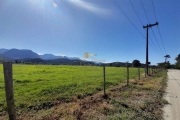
[158,53,180,69]
[38,70,167,120]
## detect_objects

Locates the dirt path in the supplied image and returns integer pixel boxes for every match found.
[163,69,180,120]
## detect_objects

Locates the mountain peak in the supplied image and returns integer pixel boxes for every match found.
[3,49,40,59]
[0,48,9,54]
[0,48,80,61]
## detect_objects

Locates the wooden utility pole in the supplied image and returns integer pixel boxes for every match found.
[143,22,158,75]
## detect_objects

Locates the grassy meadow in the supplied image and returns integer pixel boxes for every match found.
[0,64,144,111]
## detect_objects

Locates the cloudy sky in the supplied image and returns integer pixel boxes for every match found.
[0,0,179,64]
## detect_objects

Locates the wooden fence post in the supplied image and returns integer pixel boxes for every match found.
[126,63,129,86]
[138,66,140,80]
[103,66,106,97]
[3,62,16,120]
[144,67,146,77]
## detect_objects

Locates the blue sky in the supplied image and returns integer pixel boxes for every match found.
[0,0,179,65]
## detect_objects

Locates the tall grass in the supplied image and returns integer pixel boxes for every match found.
[0,64,144,111]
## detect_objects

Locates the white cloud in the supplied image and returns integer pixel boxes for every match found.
[38,53,43,55]
[55,54,66,56]
[69,0,111,15]
[53,2,57,8]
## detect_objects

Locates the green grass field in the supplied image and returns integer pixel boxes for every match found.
[0,64,144,111]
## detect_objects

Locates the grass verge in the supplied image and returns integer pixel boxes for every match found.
[0,65,144,112]
[0,69,167,120]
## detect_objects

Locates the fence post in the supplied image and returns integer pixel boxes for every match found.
[155,67,157,72]
[138,66,140,80]
[103,66,106,97]
[126,63,129,86]
[3,62,16,120]
[144,67,146,77]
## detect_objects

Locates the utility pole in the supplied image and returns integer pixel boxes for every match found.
[143,22,158,75]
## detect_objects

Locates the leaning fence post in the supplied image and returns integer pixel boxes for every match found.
[126,63,129,86]
[3,62,16,120]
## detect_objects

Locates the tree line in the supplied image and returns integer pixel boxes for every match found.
[174,54,180,69]
[3,54,180,69]
[157,54,180,69]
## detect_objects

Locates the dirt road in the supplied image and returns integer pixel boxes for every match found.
[163,69,180,120]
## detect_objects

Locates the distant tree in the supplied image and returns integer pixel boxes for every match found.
[132,59,141,67]
[165,61,171,69]
[114,62,121,67]
[164,55,170,63]
[171,64,176,69]
[175,54,180,62]
[157,62,165,68]
[15,60,18,63]
[175,54,180,69]
[109,63,113,66]
[158,61,171,69]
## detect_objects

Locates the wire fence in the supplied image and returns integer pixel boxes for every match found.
[0,63,160,118]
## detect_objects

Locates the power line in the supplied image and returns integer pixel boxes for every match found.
[140,0,150,23]
[110,0,145,38]
[128,0,162,55]
[140,0,164,56]
[151,0,167,54]
[150,28,164,55]
[151,0,158,22]
[129,0,144,26]
[111,0,160,55]
[148,35,162,55]
[157,26,167,54]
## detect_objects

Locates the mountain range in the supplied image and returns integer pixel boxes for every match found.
[0,48,80,61]
[0,48,143,67]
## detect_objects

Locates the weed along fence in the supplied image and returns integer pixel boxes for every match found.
[0,62,160,118]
